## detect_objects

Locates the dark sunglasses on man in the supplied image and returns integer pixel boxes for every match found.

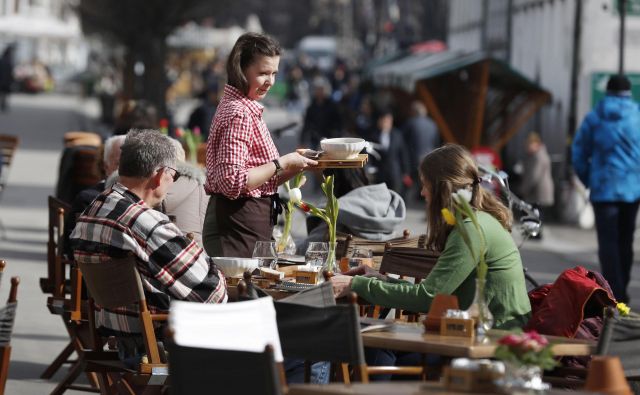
[164,166,181,182]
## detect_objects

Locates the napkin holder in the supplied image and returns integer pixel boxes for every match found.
[443,364,501,392]
[440,317,475,338]
[423,294,459,332]
[226,276,242,286]
[294,269,319,285]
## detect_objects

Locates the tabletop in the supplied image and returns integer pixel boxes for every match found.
[361,323,595,358]
[287,381,599,395]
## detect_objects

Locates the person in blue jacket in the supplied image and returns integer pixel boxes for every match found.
[572,74,640,303]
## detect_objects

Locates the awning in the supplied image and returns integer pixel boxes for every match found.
[366,51,551,151]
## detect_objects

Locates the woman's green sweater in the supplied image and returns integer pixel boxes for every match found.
[351,211,531,329]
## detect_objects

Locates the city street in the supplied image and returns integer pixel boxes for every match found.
[0,92,638,393]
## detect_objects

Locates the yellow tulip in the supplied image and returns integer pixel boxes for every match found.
[617,302,631,316]
[441,208,456,225]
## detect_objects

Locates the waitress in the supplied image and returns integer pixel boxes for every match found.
[203,32,316,257]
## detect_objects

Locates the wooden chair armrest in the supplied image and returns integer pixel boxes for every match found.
[366,366,424,375]
[150,314,168,321]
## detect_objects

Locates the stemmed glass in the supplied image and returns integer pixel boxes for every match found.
[252,241,278,270]
[305,242,329,271]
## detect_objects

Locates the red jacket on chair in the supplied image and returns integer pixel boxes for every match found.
[525,266,616,338]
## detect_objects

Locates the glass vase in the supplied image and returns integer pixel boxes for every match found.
[323,241,338,274]
[498,362,549,391]
[466,278,494,338]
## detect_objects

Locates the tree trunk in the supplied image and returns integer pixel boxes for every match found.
[140,37,169,118]
[122,50,135,102]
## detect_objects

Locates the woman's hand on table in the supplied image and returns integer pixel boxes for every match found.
[330,274,354,298]
[342,265,388,281]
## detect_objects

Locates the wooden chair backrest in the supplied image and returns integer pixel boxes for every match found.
[77,256,144,309]
[47,196,71,297]
[379,247,440,282]
[79,255,165,367]
[70,147,101,187]
[598,307,640,378]
[0,260,19,395]
[337,230,416,270]
[0,135,18,174]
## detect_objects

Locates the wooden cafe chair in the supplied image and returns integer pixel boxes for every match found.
[0,260,19,395]
[336,229,417,271]
[0,134,19,238]
[372,246,441,321]
[168,297,285,395]
[45,264,100,395]
[78,256,169,395]
[41,195,100,393]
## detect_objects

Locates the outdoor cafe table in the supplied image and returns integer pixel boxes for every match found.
[288,381,597,395]
[361,322,596,358]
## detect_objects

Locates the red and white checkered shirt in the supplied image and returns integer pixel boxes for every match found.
[205,84,280,199]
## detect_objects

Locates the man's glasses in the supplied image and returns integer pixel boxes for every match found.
[164,166,181,182]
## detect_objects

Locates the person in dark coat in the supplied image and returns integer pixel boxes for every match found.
[370,110,411,198]
[572,74,640,303]
[0,44,15,112]
[402,101,439,181]
[299,77,342,150]
[187,85,219,140]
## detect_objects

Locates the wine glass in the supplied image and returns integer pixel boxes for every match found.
[252,241,278,270]
[305,242,329,270]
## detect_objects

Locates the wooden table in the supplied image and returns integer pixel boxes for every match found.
[288,381,597,395]
[361,323,595,358]
[226,285,294,301]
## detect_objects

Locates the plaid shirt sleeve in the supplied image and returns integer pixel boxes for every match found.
[209,112,253,199]
[136,210,227,304]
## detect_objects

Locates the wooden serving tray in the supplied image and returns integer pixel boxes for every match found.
[311,154,368,169]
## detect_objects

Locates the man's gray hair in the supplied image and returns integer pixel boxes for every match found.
[118,129,176,178]
[103,135,126,162]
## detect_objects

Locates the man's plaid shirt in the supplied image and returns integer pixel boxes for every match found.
[70,183,227,335]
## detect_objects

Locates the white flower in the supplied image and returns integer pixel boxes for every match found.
[288,187,302,204]
[454,189,473,203]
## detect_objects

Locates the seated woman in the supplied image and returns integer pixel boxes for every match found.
[297,167,406,254]
[331,144,531,328]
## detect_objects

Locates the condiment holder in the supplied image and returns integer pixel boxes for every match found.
[443,358,504,392]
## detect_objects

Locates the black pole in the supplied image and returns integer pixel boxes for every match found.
[620,0,627,74]
[566,0,583,180]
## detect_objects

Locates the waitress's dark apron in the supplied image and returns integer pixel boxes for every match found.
[203,194,281,258]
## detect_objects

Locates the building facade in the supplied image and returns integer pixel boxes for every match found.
[448,0,640,204]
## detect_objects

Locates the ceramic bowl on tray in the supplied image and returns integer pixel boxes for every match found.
[211,257,259,277]
[320,137,367,160]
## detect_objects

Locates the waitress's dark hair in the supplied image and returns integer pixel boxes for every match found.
[227,32,281,96]
[323,168,369,199]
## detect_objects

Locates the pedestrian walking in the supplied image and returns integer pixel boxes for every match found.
[402,100,439,200]
[572,74,640,303]
[0,44,15,112]
[520,132,554,238]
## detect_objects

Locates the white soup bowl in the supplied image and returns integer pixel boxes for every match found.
[211,257,259,277]
[320,137,367,160]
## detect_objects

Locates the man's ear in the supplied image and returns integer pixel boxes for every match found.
[149,168,163,189]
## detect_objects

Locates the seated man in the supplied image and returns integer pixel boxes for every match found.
[70,129,227,361]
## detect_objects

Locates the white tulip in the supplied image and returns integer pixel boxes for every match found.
[289,188,302,204]
[454,189,473,203]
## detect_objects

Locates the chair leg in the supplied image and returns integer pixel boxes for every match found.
[41,341,75,379]
[49,358,84,395]
[0,346,11,395]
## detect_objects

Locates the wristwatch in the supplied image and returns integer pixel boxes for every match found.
[272,159,284,177]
